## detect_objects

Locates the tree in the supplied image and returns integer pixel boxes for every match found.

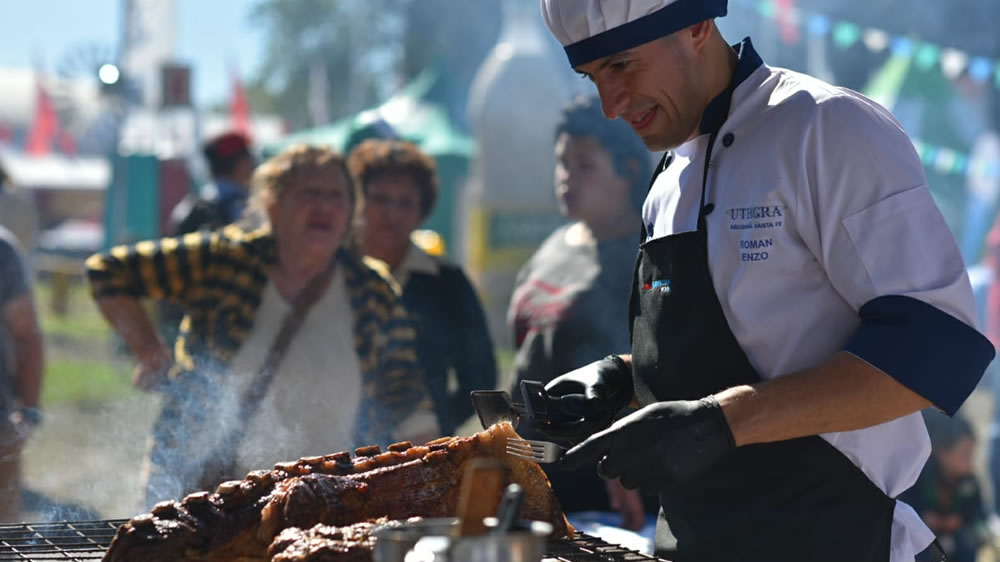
[248,0,406,131]
[401,0,502,132]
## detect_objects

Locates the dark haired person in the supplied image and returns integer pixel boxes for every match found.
[533,0,995,560]
[349,139,497,436]
[161,132,259,344]
[0,162,39,254]
[509,95,654,530]
[902,413,989,562]
[169,131,256,235]
[0,226,43,522]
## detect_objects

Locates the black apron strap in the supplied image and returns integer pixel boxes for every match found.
[697,130,720,232]
[632,151,674,343]
[915,540,948,562]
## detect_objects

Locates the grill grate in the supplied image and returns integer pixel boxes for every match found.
[0,520,126,561]
[0,521,669,561]
[546,533,672,561]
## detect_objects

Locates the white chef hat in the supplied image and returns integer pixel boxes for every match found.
[540,0,728,67]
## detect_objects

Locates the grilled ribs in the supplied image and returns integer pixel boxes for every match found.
[104,422,570,561]
[267,518,410,562]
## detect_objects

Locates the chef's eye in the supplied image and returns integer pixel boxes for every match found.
[577,72,593,82]
[610,60,630,72]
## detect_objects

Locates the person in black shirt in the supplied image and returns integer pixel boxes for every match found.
[169,131,256,235]
[901,412,990,562]
[160,132,257,346]
[350,139,498,436]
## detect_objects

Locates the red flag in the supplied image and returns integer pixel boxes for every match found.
[26,78,58,155]
[230,71,251,138]
[775,0,800,45]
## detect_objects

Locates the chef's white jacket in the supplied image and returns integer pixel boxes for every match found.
[643,39,993,561]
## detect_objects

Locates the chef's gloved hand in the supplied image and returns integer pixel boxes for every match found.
[559,397,736,494]
[531,355,633,444]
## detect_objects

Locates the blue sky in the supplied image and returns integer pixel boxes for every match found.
[0,0,265,106]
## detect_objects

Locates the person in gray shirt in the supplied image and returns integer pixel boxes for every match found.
[0,226,44,522]
[508,96,655,529]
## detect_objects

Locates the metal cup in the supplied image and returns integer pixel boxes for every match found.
[373,517,553,562]
[374,518,458,562]
[448,519,553,562]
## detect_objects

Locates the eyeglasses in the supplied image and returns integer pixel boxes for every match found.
[287,187,349,206]
[367,193,420,213]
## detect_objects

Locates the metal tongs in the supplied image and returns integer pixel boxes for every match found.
[470,380,588,430]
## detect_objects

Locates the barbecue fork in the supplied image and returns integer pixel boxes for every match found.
[505,437,567,464]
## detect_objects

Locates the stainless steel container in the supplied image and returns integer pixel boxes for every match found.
[373,517,553,562]
[374,518,458,562]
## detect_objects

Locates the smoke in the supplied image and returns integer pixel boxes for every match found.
[21,393,160,521]
[140,282,383,510]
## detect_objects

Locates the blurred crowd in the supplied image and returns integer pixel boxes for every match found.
[0,96,669,531]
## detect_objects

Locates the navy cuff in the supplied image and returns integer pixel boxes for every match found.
[845,295,995,416]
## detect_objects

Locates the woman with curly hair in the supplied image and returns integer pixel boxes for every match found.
[350,139,498,436]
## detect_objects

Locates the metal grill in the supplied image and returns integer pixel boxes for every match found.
[545,533,672,561]
[0,520,125,561]
[0,521,669,562]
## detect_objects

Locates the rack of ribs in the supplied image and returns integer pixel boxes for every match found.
[103,422,570,561]
[267,518,411,562]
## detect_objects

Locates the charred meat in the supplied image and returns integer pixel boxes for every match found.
[267,518,409,562]
[104,422,570,561]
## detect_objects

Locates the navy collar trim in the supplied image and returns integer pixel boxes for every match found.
[699,37,763,135]
[564,0,728,67]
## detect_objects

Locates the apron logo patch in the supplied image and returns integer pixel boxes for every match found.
[727,205,786,231]
[642,279,671,294]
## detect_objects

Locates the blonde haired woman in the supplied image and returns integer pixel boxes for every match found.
[87,144,437,506]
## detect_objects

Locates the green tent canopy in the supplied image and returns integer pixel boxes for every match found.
[261,70,476,251]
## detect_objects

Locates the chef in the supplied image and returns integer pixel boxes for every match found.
[532,1,996,561]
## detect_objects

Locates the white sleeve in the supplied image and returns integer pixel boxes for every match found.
[792,93,993,413]
[794,94,976,325]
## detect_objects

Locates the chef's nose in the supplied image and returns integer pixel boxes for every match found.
[596,78,628,119]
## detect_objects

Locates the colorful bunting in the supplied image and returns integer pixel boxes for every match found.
[862,29,891,53]
[940,49,970,80]
[912,139,1000,180]
[729,0,1000,181]
[969,58,993,82]
[735,0,999,87]
[832,21,861,49]
[807,14,830,37]
[756,0,776,19]
[914,43,940,71]
[891,37,915,58]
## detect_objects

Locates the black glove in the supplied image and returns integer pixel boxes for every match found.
[559,397,736,495]
[531,355,633,444]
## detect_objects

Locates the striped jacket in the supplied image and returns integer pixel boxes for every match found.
[85,224,433,450]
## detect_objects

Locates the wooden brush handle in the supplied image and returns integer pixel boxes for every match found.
[455,458,505,536]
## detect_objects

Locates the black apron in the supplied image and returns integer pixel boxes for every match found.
[628,132,899,562]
